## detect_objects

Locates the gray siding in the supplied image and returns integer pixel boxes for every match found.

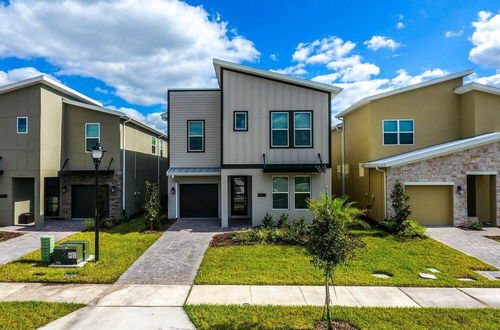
[222,70,330,165]
[169,90,220,168]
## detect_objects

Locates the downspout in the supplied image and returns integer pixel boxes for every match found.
[122,118,132,216]
[338,122,346,195]
[374,167,387,220]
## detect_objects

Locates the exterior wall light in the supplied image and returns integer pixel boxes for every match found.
[456,185,464,195]
[62,186,67,194]
[111,186,116,193]
[170,187,176,195]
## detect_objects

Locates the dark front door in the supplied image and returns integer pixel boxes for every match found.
[72,185,109,219]
[44,177,59,216]
[179,184,218,218]
[231,176,248,216]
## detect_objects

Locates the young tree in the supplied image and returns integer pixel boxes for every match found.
[307,194,361,329]
[390,179,411,229]
[144,181,161,230]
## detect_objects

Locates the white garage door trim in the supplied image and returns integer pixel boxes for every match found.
[404,182,454,185]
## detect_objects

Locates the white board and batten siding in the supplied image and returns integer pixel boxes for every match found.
[169,90,220,168]
[222,69,330,165]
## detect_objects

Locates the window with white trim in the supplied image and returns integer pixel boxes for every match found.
[294,176,311,209]
[17,117,28,134]
[383,120,414,145]
[188,120,204,152]
[152,136,157,154]
[294,112,312,147]
[85,123,100,151]
[234,111,248,131]
[272,176,289,209]
[271,112,289,147]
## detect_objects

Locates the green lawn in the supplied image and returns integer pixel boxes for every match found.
[184,305,500,330]
[0,216,161,283]
[195,230,499,287]
[0,301,84,329]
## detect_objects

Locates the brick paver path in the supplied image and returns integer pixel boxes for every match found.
[117,219,231,285]
[427,227,500,268]
[0,220,84,265]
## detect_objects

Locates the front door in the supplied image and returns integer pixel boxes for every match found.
[231,176,248,216]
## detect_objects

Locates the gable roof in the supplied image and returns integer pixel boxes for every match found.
[363,132,500,168]
[213,58,342,95]
[0,75,102,106]
[454,82,500,96]
[63,98,167,138]
[335,70,474,119]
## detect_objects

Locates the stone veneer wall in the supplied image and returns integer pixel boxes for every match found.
[60,171,122,220]
[386,142,499,226]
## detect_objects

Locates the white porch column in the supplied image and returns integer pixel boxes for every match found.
[221,173,228,227]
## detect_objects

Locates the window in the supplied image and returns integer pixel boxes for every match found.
[383,120,414,145]
[271,112,289,147]
[85,123,100,151]
[160,139,164,157]
[188,120,204,152]
[152,136,157,154]
[294,176,311,209]
[17,117,28,134]
[294,112,312,147]
[271,111,313,148]
[272,176,289,209]
[234,111,248,131]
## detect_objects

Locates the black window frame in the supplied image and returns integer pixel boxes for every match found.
[233,111,248,131]
[269,110,313,149]
[187,120,205,152]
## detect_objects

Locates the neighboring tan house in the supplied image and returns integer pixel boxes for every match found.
[332,71,500,227]
[0,75,168,226]
[167,59,341,227]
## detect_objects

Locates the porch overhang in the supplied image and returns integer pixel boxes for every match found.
[263,164,320,173]
[58,170,115,175]
[167,167,221,177]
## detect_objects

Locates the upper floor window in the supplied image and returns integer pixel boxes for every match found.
[188,120,204,152]
[152,136,157,154]
[272,176,289,209]
[271,111,313,148]
[234,111,248,131]
[383,120,414,145]
[17,117,28,134]
[85,123,100,152]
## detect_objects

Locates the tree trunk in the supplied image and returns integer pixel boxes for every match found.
[325,270,333,330]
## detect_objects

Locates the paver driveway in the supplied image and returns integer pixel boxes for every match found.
[427,227,500,268]
[0,220,84,265]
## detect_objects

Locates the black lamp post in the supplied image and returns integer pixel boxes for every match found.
[90,142,104,261]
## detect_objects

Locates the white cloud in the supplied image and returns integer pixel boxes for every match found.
[0,0,260,106]
[364,36,402,51]
[270,54,278,61]
[272,63,307,76]
[470,72,500,87]
[396,22,405,29]
[0,67,47,86]
[109,106,167,133]
[94,87,111,94]
[469,11,500,68]
[444,30,463,38]
[291,37,356,65]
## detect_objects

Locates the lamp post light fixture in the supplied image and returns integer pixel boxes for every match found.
[90,142,105,261]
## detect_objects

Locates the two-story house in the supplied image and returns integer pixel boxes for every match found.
[332,71,500,227]
[0,75,168,226]
[167,59,341,227]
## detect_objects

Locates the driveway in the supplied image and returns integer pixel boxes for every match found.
[0,220,84,265]
[427,227,500,268]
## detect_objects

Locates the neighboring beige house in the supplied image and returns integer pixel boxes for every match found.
[0,75,168,226]
[167,59,341,226]
[332,71,500,227]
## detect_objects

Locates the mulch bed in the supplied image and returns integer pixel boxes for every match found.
[314,320,358,330]
[484,236,500,242]
[210,233,256,247]
[0,231,23,242]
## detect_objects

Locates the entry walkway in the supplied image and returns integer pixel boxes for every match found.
[0,220,83,265]
[427,227,500,268]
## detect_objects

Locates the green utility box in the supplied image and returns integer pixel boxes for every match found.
[64,241,90,260]
[41,236,55,263]
[52,243,83,265]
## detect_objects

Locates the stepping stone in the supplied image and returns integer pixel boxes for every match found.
[427,268,440,273]
[419,273,438,280]
[372,273,392,278]
[458,278,476,281]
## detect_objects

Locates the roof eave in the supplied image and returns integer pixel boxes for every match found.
[454,82,500,96]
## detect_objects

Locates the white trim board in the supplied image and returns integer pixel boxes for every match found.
[466,171,497,175]
[404,182,454,186]
[454,82,500,96]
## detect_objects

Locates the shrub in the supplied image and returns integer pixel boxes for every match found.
[390,180,411,229]
[397,220,426,239]
[290,216,309,235]
[262,213,275,228]
[83,220,95,231]
[467,219,484,231]
[276,213,289,228]
[379,219,399,233]
[144,181,161,230]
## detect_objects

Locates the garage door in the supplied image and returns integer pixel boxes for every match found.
[405,185,453,226]
[72,185,109,219]
[180,184,218,218]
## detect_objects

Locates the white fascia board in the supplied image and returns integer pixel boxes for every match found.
[404,182,454,186]
[466,171,498,175]
[363,132,500,168]
[213,58,342,95]
[168,88,220,91]
[454,82,500,96]
[336,69,474,119]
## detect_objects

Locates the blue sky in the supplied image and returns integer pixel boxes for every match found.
[0,0,499,131]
